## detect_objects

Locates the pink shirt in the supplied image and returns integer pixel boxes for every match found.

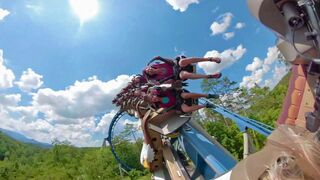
[151,63,174,81]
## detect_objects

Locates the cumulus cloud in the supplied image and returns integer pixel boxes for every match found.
[15,68,44,92]
[0,49,136,146]
[198,44,247,74]
[245,57,263,72]
[241,70,264,89]
[223,32,235,40]
[240,46,288,89]
[33,75,131,122]
[166,0,199,12]
[7,105,38,123]
[0,73,132,147]
[264,65,289,89]
[264,46,279,65]
[0,94,21,106]
[95,111,117,134]
[50,118,97,146]
[0,100,54,144]
[0,112,97,146]
[210,12,233,35]
[235,22,245,29]
[0,9,10,21]
[0,49,15,89]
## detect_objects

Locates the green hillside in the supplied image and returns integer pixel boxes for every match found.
[245,72,290,127]
[0,132,149,179]
[202,73,290,159]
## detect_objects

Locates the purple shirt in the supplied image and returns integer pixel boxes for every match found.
[152,89,176,108]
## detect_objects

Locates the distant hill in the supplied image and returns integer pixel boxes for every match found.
[0,128,52,148]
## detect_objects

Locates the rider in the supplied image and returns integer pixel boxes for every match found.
[132,74,148,88]
[146,87,218,113]
[143,56,222,84]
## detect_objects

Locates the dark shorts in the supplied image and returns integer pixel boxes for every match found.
[175,58,195,80]
[174,89,197,112]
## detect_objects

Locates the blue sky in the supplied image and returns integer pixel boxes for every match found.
[0,0,288,146]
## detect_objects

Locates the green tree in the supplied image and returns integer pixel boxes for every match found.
[0,132,148,179]
[199,73,290,158]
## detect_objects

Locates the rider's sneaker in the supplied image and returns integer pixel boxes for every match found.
[209,57,221,63]
[205,102,215,108]
[208,94,219,99]
[207,72,222,79]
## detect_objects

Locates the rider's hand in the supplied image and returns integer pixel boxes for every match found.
[153,56,163,60]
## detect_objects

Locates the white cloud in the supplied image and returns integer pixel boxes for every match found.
[0,9,10,21]
[0,112,51,143]
[50,118,97,146]
[210,12,233,35]
[0,94,21,106]
[0,113,97,146]
[240,46,285,89]
[7,105,38,123]
[245,57,263,72]
[223,32,235,40]
[0,49,136,146]
[240,69,264,89]
[33,75,131,122]
[0,49,15,89]
[0,73,132,147]
[264,65,289,89]
[198,44,247,74]
[95,111,117,134]
[235,22,245,29]
[166,0,199,12]
[15,68,44,92]
[264,46,279,65]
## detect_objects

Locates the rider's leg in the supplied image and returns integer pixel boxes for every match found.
[180,92,208,99]
[180,103,206,113]
[178,57,221,68]
[179,71,221,80]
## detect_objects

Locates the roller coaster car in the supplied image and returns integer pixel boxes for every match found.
[140,104,194,172]
[147,108,191,135]
[145,56,196,84]
[144,91,198,136]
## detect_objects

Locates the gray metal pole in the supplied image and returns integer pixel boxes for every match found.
[243,130,249,159]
